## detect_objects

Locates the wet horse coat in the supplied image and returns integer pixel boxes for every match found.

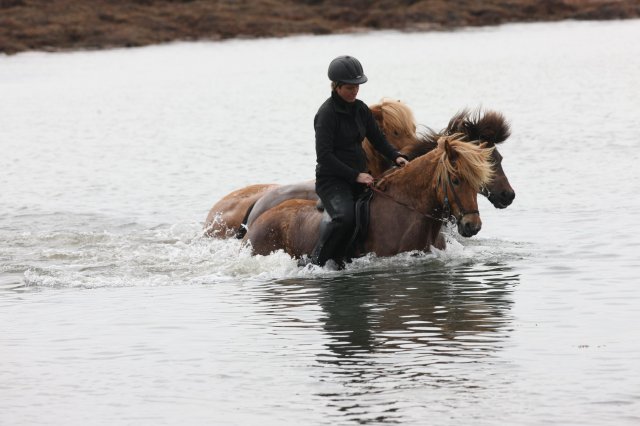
[246,137,494,261]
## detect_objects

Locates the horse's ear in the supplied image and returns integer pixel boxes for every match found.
[370,105,383,124]
[444,140,458,163]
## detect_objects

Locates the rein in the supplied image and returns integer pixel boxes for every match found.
[370,169,479,224]
[369,184,447,223]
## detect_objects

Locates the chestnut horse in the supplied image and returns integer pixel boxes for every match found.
[204,98,419,237]
[245,136,494,261]
[364,98,418,177]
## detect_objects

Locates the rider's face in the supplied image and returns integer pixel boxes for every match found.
[335,84,359,103]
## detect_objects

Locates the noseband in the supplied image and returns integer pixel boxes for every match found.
[440,174,479,222]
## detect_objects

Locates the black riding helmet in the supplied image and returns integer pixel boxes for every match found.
[328,55,368,85]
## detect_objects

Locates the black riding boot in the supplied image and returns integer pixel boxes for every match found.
[311,181,357,267]
[310,212,334,266]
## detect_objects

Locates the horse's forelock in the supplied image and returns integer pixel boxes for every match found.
[446,108,511,145]
[475,110,511,144]
[435,137,494,192]
[446,109,471,137]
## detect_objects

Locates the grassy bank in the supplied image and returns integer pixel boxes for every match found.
[1,0,639,54]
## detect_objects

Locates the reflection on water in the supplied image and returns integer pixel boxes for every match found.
[257,262,518,423]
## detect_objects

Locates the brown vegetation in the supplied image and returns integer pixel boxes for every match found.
[1,0,639,54]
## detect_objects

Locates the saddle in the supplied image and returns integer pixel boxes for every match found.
[316,189,373,256]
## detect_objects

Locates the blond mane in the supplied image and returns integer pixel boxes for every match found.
[375,134,494,193]
[372,98,416,138]
[434,135,495,192]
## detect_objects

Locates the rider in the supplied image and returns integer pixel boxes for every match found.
[310,55,409,267]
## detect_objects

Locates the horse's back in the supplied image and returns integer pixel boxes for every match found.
[246,181,317,227]
[222,184,279,201]
[204,183,279,237]
[246,199,321,257]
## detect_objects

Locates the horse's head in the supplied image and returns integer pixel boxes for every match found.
[436,136,495,237]
[370,98,419,150]
[446,109,515,209]
[481,145,515,208]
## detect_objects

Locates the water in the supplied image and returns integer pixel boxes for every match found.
[2,20,639,425]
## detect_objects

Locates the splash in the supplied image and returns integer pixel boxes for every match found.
[9,222,527,289]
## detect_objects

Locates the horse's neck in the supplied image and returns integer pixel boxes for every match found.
[383,158,440,215]
[402,138,437,160]
[367,166,444,254]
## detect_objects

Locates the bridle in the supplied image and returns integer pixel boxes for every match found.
[439,173,479,221]
[479,185,491,199]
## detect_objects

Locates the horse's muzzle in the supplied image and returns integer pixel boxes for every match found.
[457,217,482,237]
[488,190,515,209]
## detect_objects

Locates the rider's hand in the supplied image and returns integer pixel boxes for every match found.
[395,156,409,167]
[356,173,375,186]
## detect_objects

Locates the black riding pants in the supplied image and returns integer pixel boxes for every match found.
[312,178,364,266]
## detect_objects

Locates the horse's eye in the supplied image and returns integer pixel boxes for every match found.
[452,177,461,185]
[393,131,399,137]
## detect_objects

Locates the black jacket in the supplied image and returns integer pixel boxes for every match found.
[314,91,401,183]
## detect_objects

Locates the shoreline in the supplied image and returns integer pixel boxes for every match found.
[2,0,639,55]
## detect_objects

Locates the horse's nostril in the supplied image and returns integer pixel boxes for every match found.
[464,222,477,235]
[466,223,481,235]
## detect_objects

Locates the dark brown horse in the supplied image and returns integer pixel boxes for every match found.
[245,136,494,261]
[411,108,514,208]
